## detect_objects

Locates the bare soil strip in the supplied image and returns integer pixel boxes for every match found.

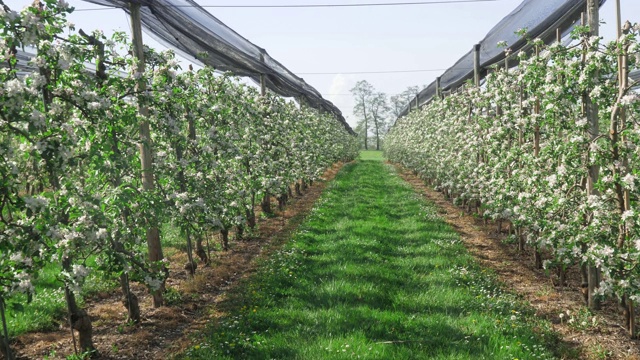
[11,163,345,360]
[393,164,640,360]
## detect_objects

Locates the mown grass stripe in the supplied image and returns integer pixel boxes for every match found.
[182,151,560,359]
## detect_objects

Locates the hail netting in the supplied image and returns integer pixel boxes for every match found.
[398,0,608,118]
[81,0,353,134]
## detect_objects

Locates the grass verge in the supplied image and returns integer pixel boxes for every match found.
[180,156,561,359]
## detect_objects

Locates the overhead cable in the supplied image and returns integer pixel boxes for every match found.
[74,0,499,11]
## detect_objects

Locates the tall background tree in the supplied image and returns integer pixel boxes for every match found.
[350,80,374,150]
[370,92,389,150]
[352,82,421,150]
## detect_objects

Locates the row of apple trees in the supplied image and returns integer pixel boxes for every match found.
[0,1,358,357]
[386,24,640,337]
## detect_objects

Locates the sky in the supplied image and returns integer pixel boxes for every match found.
[4,0,640,128]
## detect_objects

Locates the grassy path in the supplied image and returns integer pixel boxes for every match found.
[183,151,558,359]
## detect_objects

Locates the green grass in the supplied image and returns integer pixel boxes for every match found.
[181,159,562,359]
[358,150,384,161]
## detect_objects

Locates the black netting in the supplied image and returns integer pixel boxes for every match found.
[400,0,608,117]
[80,0,353,133]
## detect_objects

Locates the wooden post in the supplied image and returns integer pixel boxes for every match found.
[473,43,481,87]
[504,51,509,71]
[583,0,601,311]
[260,52,267,96]
[436,76,442,99]
[130,2,164,308]
[259,51,272,214]
[613,0,635,337]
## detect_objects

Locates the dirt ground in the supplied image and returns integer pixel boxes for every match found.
[9,162,344,360]
[393,163,640,360]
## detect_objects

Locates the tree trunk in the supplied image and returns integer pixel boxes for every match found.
[246,192,256,229]
[147,227,165,307]
[588,266,600,309]
[220,229,229,251]
[0,298,13,360]
[277,194,287,211]
[517,227,525,252]
[580,261,589,303]
[295,182,302,196]
[558,266,567,289]
[534,249,542,270]
[62,259,96,356]
[119,273,140,324]
[195,235,209,265]
[261,192,272,214]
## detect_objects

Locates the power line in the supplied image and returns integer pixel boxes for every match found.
[298,68,451,75]
[74,0,499,12]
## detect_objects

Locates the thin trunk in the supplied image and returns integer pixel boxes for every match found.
[195,234,208,265]
[517,227,525,252]
[119,273,140,324]
[534,249,543,270]
[246,192,256,229]
[62,258,96,355]
[175,142,196,277]
[0,298,13,360]
[362,95,369,150]
[277,194,287,211]
[261,192,272,214]
[220,229,229,251]
[185,227,196,276]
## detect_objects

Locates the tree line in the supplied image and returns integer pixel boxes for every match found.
[350,80,421,150]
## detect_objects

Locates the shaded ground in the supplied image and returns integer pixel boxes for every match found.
[393,163,640,360]
[10,163,344,360]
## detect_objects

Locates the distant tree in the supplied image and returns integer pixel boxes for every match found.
[390,85,421,118]
[351,80,374,150]
[353,121,368,149]
[370,92,389,150]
